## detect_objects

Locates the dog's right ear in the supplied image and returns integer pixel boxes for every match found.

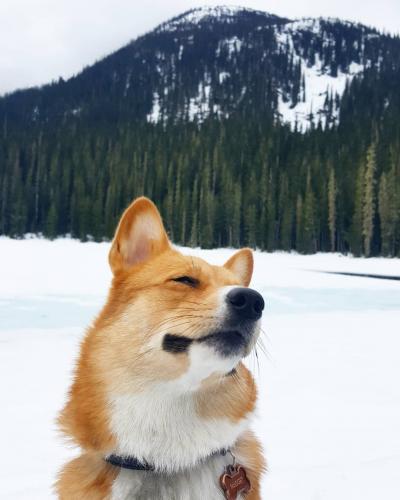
[109,197,170,274]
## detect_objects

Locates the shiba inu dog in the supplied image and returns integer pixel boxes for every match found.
[56,197,265,499]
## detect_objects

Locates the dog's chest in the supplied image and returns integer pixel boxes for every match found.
[110,455,246,500]
[109,388,249,471]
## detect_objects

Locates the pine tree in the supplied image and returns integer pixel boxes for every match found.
[44,202,58,239]
[327,166,337,252]
[378,162,398,256]
[303,172,317,253]
[349,161,364,256]
[362,143,377,257]
[244,204,257,248]
[189,176,199,247]
[232,183,242,248]
[295,194,304,252]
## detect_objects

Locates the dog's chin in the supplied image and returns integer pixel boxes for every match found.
[198,327,258,359]
[161,325,259,387]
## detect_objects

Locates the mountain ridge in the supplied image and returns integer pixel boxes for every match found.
[1,5,398,131]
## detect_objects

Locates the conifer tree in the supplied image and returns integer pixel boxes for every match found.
[303,172,317,253]
[362,143,377,257]
[378,162,398,256]
[295,194,304,252]
[45,202,58,239]
[232,183,242,248]
[327,166,337,252]
[349,162,364,256]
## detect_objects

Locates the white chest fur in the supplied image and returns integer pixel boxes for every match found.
[109,387,250,499]
[109,386,250,471]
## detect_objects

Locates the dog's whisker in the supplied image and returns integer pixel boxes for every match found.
[256,337,267,353]
[155,298,212,307]
[257,338,271,362]
[147,319,200,335]
[148,312,217,331]
[255,347,261,377]
[143,313,222,343]
[145,318,199,336]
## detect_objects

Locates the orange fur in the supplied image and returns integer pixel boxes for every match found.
[197,362,258,422]
[56,452,117,500]
[56,197,265,499]
[235,431,266,500]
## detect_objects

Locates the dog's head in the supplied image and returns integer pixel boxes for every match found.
[101,197,264,393]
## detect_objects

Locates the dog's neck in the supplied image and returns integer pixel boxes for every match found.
[108,371,253,473]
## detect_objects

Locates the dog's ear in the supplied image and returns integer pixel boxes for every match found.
[223,248,253,287]
[109,197,170,273]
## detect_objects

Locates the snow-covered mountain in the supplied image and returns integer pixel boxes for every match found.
[0,5,398,132]
[148,6,393,129]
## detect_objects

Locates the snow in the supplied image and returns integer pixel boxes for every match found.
[157,6,258,32]
[188,79,210,121]
[1,236,400,499]
[349,61,364,74]
[124,70,132,96]
[275,19,365,130]
[146,91,162,123]
[147,78,225,124]
[286,18,323,34]
[277,65,350,130]
[218,71,230,83]
[218,36,243,58]
[186,75,226,123]
[177,6,244,25]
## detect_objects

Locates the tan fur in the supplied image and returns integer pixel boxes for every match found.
[197,362,258,422]
[235,431,266,500]
[56,197,265,498]
[56,452,117,499]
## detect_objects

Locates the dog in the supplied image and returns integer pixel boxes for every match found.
[56,197,265,499]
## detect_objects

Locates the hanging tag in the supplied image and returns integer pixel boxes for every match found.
[220,463,251,500]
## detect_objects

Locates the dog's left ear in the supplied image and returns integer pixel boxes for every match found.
[109,197,170,274]
[224,248,254,287]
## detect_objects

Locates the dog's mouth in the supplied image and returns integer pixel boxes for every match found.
[163,329,252,358]
[197,330,248,357]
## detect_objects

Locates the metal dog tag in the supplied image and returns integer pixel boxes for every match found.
[220,463,251,500]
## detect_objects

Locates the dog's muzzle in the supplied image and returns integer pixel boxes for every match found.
[197,287,264,357]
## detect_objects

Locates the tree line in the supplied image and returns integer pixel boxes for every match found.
[1,107,399,256]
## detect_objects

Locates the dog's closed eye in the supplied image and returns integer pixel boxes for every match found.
[172,276,199,288]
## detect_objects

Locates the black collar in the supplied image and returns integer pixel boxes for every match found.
[105,454,155,471]
[105,448,229,472]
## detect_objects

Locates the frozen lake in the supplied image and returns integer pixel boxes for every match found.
[1,285,399,330]
[0,237,399,499]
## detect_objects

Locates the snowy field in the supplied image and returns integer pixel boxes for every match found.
[1,237,399,499]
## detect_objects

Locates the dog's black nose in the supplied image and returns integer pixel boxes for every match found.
[226,287,264,321]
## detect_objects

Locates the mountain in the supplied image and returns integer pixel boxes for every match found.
[2,5,399,130]
[0,6,399,255]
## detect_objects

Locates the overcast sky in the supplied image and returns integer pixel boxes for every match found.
[1,0,399,96]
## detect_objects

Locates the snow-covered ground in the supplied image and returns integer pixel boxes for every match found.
[1,237,399,499]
